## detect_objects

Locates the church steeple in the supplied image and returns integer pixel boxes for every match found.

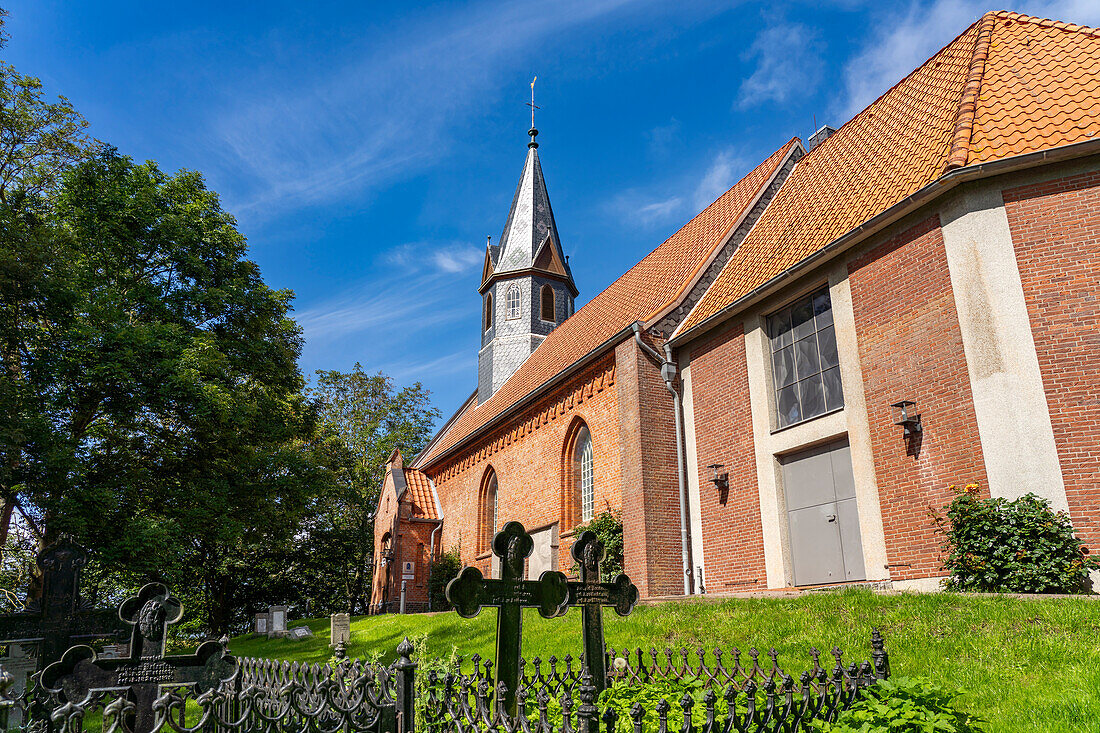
[478,117,577,404]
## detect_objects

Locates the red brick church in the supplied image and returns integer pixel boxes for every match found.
[370,11,1100,612]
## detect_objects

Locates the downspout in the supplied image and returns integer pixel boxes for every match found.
[427,521,443,611]
[632,323,693,595]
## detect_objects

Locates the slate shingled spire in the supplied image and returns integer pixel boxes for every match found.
[478,125,577,404]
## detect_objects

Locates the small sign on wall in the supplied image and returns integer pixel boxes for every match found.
[402,561,415,579]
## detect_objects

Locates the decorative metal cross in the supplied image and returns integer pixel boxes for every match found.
[40,582,237,733]
[0,536,127,676]
[446,521,568,718]
[567,531,638,694]
[527,76,540,129]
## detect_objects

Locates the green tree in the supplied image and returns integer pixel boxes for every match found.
[0,146,339,632]
[0,59,93,547]
[306,365,440,613]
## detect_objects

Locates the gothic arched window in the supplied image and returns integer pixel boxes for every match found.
[506,285,521,320]
[578,430,594,522]
[540,284,555,322]
[484,293,493,332]
[479,468,499,552]
[564,422,595,527]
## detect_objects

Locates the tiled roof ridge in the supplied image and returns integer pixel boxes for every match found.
[643,138,802,323]
[945,12,996,171]
[992,9,1100,37]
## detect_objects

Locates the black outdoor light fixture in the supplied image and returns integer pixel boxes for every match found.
[708,463,729,504]
[890,400,923,438]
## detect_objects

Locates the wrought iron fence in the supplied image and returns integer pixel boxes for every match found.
[1,630,889,733]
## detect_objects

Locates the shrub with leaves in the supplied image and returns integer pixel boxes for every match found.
[810,677,985,732]
[932,485,1097,593]
[429,549,462,612]
[570,510,624,578]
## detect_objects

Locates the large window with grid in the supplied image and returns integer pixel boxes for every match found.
[506,285,521,319]
[767,287,843,428]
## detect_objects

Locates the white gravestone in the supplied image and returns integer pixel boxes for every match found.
[330,613,351,647]
[527,524,560,579]
[2,642,38,728]
[254,613,269,635]
[267,605,287,638]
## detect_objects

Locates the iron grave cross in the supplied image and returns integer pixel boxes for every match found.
[0,536,127,675]
[40,582,237,733]
[446,521,569,717]
[567,531,638,694]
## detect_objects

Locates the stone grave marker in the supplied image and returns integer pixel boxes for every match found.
[267,605,288,637]
[330,613,351,647]
[254,612,269,635]
[288,626,313,641]
[0,535,127,726]
[566,531,639,693]
[41,582,237,733]
[446,521,569,717]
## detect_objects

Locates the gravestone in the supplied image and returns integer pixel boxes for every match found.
[330,613,351,647]
[254,613,269,635]
[40,582,237,733]
[527,524,559,579]
[0,642,36,728]
[566,531,639,693]
[446,521,569,718]
[288,626,312,641]
[267,605,287,638]
[0,535,127,727]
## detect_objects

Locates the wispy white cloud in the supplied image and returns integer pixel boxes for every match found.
[214,0,675,219]
[737,21,823,108]
[838,0,1100,119]
[384,351,477,383]
[692,149,746,211]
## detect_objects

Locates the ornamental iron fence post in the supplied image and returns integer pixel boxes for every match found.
[395,637,417,733]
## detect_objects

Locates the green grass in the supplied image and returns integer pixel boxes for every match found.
[228,590,1100,732]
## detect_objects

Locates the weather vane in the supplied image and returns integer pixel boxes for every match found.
[526,76,540,130]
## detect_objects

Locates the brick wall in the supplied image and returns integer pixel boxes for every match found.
[615,336,684,598]
[687,323,767,592]
[368,470,442,614]
[1003,170,1100,549]
[428,355,623,578]
[847,216,988,580]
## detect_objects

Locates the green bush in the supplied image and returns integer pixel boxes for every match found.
[570,510,624,577]
[429,549,462,612]
[933,485,1097,593]
[810,677,985,732]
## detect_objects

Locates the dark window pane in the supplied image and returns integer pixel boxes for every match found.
[769,311,793,351]
[772,346,796,388]
[777,384,801,427]
[794,335,821,379]
[818,325,839,369]
[813,290,833,328]
[799,374,826,419]
[822,366,844,411]
[792,297,815,341]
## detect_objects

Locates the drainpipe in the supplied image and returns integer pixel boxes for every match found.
[632,323,693,596]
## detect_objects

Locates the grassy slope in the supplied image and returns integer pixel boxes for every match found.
[228,590,1100,732]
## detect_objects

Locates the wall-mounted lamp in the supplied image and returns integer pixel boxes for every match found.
[707,463,729,505]
[890,400,922,437]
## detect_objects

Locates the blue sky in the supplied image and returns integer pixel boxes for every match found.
[6,0,1099,423]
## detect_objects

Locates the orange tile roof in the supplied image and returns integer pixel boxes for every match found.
[403,468,438,520]
[418,139,800,467]
[680,11,1100,333]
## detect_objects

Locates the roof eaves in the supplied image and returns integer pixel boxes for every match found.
[412,389,478,468]
[419,323,636,470]
[669,136,1100,347]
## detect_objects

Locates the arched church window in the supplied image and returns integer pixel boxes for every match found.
[506,285,521,319]
[484,293,493,332]
[479,468,499,552]
[540,284,555,322]
[578,430,594,522]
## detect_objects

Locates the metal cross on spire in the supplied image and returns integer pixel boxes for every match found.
[526,76,540,148]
